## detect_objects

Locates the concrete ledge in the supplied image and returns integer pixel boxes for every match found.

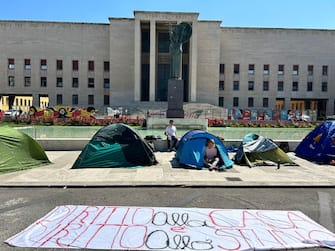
[146,118,208,130]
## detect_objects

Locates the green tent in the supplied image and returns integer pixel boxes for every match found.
[72,123,157,168]
[233,133,295,167]
[0,126,50,173]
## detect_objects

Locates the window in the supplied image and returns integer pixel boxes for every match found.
[56,60,63,71]
[307,82,313,92]
[248,97,254,107]
[322,65,328,76]
[72,95,78,105]
[308,65,313,76]
[248,81,254,91]
[233,81,239,91]
[158,32,170,53]
[88,95,94,105]
[219,97,224,107]
[104,78,110,89]
[24,59,31,70]
[219,81,224,91]
[248,64,255,75]
[8,76,15,86]
[24,77,31,87]
[263,64,269,75]
[233,64,239,74]
[263,81,269,91]
[56,94,63,105]
[72,78,79,88]
[104,61,110,72]
[72,60,79,71]
[292,65,299,75]
[322,82,328,92]
[88,78,94,88]
[88,60,94,71]
[141,31,150,53]
[233,97,239,107]
[219,64,225,74]
[292,81,299,91]
[40,59,47,70]
[263,98,269,107]
[278,65,284,75]
[41,77,47,87]
[277,81,284,91]
[8,58,15,69]
[56,77,63,87]
[104,95,110,106]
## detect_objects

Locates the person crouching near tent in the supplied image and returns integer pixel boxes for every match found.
[164,119,178,151]
[204,138,221,171]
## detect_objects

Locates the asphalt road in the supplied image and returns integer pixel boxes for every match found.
[1,187,334,251]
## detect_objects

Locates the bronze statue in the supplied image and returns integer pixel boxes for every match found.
[169,22,192,79]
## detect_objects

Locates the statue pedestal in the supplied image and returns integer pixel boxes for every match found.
[166,79,184,118]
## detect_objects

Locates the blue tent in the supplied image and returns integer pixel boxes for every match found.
[175,130,233,169]
[295,120,335,164]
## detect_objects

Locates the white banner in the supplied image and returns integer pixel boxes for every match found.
[6,205,335,250]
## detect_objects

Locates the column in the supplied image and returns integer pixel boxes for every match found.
[189,21,198,102]
[134,18,141,101]
[149,20,156,101]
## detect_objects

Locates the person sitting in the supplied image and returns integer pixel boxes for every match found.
[204,139,220,171]
[164,119,178,151]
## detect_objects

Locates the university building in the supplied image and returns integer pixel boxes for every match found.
[0,11,335,119]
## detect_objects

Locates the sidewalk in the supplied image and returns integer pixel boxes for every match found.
[0,151,334,187]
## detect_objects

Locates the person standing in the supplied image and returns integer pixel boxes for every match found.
[164,119,178,151]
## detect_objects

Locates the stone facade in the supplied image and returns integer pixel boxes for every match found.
[0,11,335,118]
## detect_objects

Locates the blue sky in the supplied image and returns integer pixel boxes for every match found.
[1,0,335,29]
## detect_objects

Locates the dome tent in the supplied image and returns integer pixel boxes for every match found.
[295,120,335,164]
[0,126,50,173]
[233,133,295,167]
[175,130,233,169]
[72,123,157,168]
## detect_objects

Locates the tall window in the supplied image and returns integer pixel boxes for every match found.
[307,82,313,92]
[88,60,94,71]
[41,77,47,87]
[307,65,313,76]
[219,64,225,74]
[292,81,299,91]
[72,78,79,88]
[219,97,224,107]
[248,64,255,75]
[24,77,31,87]
[277,81,284,91]
[8,58,15,69]
[56,94,63,105]
[88,78,94,88]
[233,97,239,107]
[72,60,79,71]
[322,65,328,76]
[104,95,110,106]
[322,82,328,92]
[219,81,224,91]
[56,77,63,87]
[72,94,78,105]
[88,95,94,105]
[104,61,110,72]
[278,65,284,75]
[8,76,15,86]
[233,64,240,74]
[292,65,299,75]
[263,64,269,75]
[233,81,239,91]
[248,97,254,107]
[248,81,254,91]
[263,81,269,91]
[56,60,63,71]
[40,59,47,70]
[263,98,269,107]
[24,59,31,70]
[104,78,110,89]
